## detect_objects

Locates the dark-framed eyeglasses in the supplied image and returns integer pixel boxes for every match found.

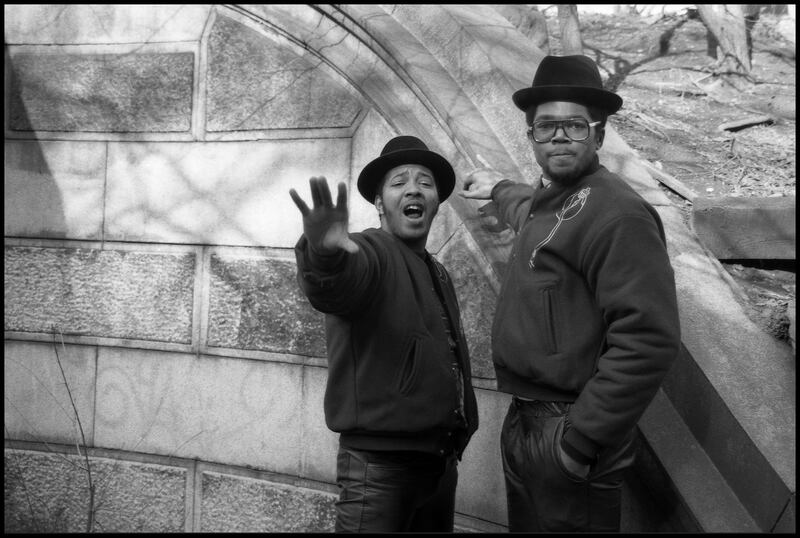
[526,118,601,143]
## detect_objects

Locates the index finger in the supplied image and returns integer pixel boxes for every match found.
[289,188,310,216]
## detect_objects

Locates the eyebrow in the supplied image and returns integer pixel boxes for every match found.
[388,169,434,181]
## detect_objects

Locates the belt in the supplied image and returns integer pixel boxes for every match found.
[512,396,570,417]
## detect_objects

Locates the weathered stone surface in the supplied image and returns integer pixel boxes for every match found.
[664,198,795,531]
[661,344,791,531]
[4,246,195,343]
[691,195,796,259]
[95,349,305,476]
[437,228,497,379]
[200,471,336,532]
[455,389,510,526]
[104,139,350,247]
[8,51,193,132]
[348,108,392,233]
[639,389,760,532]
[4,449,186,532]
[206,15,362,131]
[299,366,339,484]
[773,495,796,533]
[207,253,326,356]
[4,341,96,445]
[4,140,106,239]
[3,4,211,44]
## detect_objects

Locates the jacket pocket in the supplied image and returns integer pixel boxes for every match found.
[541,286,559,354]
[396,334,421,396]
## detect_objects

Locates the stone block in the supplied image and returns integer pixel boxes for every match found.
[104,139,350,246]
[601,131,674,207]
[455,389,510,526]
[385,4,540,183]
[638,389,760,531]
[207,252,326,357]
[4,5,211,44]
[659,205,795,530]
[4,449,186,532]
[4,246,195,344]
[788,298,796,353]
[199,471,336,532]
[7,51,193,132]
[662,345,791,530]
[206,15,362,131]
[95,349,305,476]
[4,341,96,445]
[4,140,106,239]
[348,108,392,233]
[692,195,796,259]
[773,494,796,533]
[299,365,339,483]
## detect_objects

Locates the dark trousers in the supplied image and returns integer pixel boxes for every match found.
[334,445,458,533]
[501,398,636,532]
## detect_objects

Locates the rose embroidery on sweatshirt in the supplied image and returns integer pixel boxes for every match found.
[529,187,591,270]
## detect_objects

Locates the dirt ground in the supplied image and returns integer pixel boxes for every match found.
[545,9,796,347]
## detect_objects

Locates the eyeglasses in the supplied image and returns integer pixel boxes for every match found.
[526,118,601,143]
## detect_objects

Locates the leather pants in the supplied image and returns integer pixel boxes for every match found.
[501,398,636,532]
[334,445,458,533]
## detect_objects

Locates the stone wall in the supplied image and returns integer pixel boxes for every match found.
[4,4,506,531]
[5,4,794,533]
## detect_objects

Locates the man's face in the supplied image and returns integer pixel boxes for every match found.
[375,163,440,252]
[530,101,603,184]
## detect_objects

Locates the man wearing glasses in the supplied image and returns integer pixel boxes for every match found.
[461,55,681,532]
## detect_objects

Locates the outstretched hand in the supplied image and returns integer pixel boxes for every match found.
[290,176,359,255]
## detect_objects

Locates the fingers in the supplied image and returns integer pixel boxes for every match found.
[308,176,340,208]
[293,176,349,212]
[310,176,325,208]
[459,189,485,199]
[335,182,348,210]
[289,189,310,216]
[340,237,360,254]
[318,177,334,207]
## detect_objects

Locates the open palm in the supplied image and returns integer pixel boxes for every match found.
[290,176,359,255]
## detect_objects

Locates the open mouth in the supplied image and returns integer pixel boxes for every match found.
[403,203,424,219]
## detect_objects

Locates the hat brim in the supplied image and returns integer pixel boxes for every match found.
[357,148,455,204]
[512,85,622,114]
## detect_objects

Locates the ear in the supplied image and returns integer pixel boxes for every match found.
[375,195,384,216]
[595,128,605,149]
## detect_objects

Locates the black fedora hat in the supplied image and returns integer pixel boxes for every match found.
[512,55,622,114]
[357,135,455,204]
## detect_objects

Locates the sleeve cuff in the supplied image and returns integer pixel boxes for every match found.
[490,179,513,200]
[307,244,346,272]
[561,421,601,465]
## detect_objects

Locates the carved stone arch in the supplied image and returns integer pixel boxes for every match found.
[218,4,524,288]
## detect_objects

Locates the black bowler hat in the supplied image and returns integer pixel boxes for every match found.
[357,135,456,204]
[512,55,622,114]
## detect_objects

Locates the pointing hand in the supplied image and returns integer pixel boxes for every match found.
[460,167,506,200]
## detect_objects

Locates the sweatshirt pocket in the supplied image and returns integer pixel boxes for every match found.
[541,286,560,354]
[396,333,422,396]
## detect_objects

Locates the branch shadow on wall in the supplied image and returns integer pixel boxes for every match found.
[4,41,67,240]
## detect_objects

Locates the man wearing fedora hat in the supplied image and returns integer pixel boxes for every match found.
[462,55,681,532]
[290,135,479,532]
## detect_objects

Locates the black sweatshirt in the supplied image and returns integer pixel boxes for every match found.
[490,159,681,463]
[295,228,479,458]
